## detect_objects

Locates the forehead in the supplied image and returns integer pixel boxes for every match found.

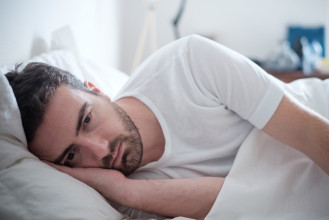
[29,85,90,159]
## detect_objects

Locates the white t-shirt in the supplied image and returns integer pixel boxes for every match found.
[114,35,284,179]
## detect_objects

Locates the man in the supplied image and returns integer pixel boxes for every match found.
[6,35,329,219]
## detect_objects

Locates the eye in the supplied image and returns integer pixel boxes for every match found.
[83,113,91,127]
[64,151,75,166]
[68,152,74,160]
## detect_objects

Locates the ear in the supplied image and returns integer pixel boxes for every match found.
[84,81,111,101]
[84,81,101,93]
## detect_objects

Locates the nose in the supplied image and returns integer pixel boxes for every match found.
[80,136,109,160]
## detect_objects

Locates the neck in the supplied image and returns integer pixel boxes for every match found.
[115,97,165,167]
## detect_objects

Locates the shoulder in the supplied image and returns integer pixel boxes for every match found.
[128,35,202,79]
[140,34,211,64]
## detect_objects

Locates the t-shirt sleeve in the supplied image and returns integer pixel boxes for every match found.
[185,35,284,129]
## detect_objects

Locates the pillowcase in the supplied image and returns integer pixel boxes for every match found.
[0,50,128,220]
[29,49,129,97]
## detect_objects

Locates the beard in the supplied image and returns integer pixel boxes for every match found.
[102,102,143,176]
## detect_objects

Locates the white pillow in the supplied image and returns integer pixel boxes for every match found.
[29,49,129,97]
[0,51,128,219]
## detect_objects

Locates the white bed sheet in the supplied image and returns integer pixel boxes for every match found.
[206,78,329,219]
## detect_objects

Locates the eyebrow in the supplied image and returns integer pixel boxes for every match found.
[54,102,88,164]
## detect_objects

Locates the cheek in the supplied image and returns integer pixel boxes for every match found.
[27,144,40,157]
[93,110,124,135]
[29,132,50,159]
[28,143,53,160]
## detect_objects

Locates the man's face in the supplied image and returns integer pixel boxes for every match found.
[29,85,143,175]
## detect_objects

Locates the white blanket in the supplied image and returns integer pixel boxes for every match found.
[206,78,329,219]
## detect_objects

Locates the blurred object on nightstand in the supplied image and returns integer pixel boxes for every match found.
[300,37,323,75]
[287,26,325,75]
[265,26,328,83]
[315,58,329,75]
[263,41,300,72]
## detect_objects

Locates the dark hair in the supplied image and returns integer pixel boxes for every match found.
[5,62,92,144]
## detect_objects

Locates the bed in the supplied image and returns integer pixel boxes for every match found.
[1,24,329,220]
[2,37,329,220]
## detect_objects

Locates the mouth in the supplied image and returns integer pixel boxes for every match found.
[111,141,123,168]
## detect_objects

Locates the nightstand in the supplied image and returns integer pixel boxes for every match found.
[266,70,329,83]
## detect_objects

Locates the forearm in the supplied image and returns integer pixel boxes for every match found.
[125,177,224,219]
[306,113,329,175]
[263,94,329,175]
[48,164,223,219]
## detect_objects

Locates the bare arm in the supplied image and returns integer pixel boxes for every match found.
[263,93,329,175]
[128,175,223,219]
[48,163,223,219]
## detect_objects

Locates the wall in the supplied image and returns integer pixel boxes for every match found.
[0,0,119,67]
[1,0,328,74]
[118,0,328,74]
